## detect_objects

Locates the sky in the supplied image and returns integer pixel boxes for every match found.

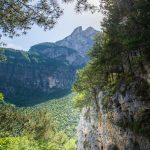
[2,0,103,51]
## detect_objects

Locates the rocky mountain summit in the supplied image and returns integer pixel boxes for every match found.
[56,26,99,57]
[0,26,98,106]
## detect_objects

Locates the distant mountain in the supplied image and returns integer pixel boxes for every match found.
[29,42,85,67]
[56,26,99,57]
[0,26,98,106]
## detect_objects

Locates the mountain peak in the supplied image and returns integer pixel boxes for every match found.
[56,26,99,56]
[72,26,97,35]
[85,26,97,32]
[72,26,83,34]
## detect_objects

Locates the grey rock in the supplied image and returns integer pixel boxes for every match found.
[56,26,99,57]
[77,80,150,150]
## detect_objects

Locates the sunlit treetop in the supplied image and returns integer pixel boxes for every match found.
[0,92,4,101]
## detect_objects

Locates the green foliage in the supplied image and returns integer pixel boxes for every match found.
[32,94,80,138]
[134,79,150,98]
[73,92,90,109]
[64,139,76,150]
[0,103,56,139]
[0,48,6,61]
[0,0,63,40]
[0,135,76,150]
[0,101,77,149]
[73,62,101,109]
[73,63,102,92]
[0,136,40,150]
[132,109,150,139]
[121,0,150,61]
[0,93,4,101]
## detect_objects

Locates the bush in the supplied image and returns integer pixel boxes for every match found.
[73,92,91,109]
[64,139,76,150]
[0,93,4,102]
[0,136,38,150]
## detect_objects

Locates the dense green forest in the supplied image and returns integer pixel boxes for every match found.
[27,94,79,137]
[0,94,78,149]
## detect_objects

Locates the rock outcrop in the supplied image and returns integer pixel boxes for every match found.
[56,26,99,57]
[77,78,150,150]
[29,42,86,67]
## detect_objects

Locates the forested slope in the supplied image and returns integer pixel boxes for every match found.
[0,94,78,149]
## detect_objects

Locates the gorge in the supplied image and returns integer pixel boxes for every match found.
[0,0,150,149]
[0,26,98,106]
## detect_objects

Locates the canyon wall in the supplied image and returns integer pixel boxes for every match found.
[77,78,150,150]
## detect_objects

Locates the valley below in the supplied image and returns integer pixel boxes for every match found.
[27,93,80,138]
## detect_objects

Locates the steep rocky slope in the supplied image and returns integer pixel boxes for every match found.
[56,26,99,57]
[77,77,150,150]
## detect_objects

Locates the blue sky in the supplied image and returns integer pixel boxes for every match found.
[2,1,103,51]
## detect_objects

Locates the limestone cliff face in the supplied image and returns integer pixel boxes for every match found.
[29,42,86,67]
[77,107,100,150]
[77,78,150,150]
